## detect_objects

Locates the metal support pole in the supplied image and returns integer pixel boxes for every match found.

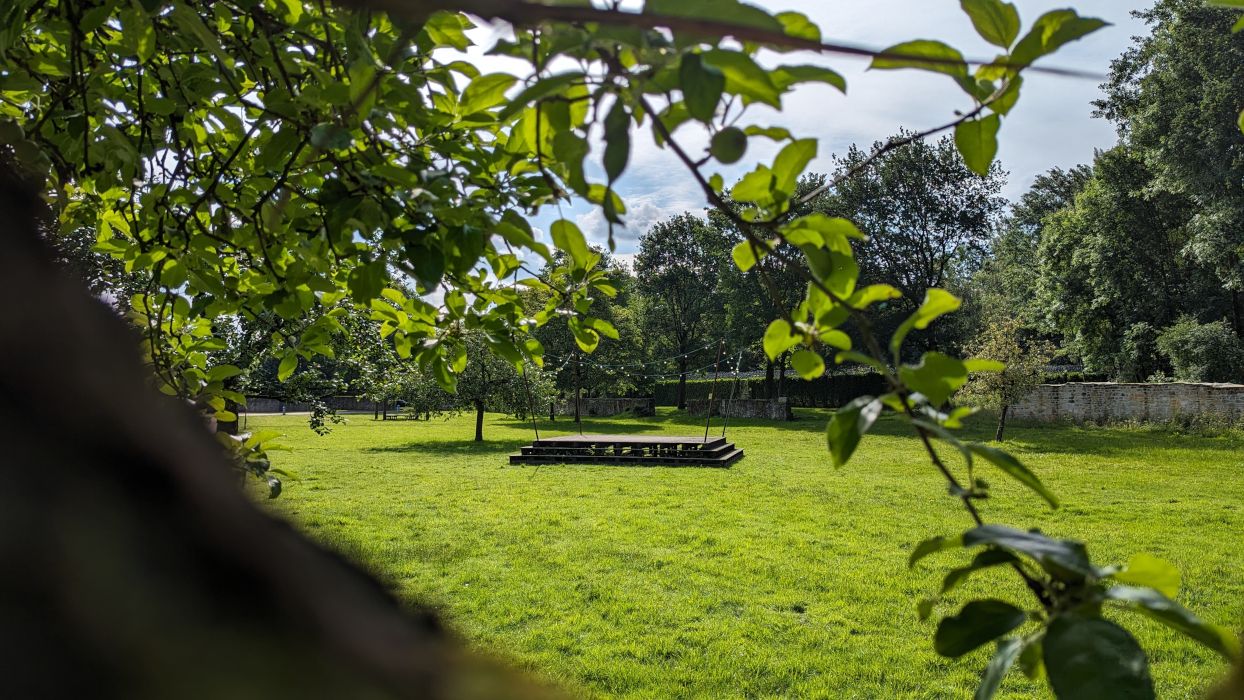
[574,355,583,435]
[721,350,743,438]
[703,339,725,442]
[520,362,540,441]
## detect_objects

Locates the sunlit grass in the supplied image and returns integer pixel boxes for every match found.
[253,408,1244,699]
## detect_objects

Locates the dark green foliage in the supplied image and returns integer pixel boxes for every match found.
[1157,316,1244,382]
[652,373,887,408]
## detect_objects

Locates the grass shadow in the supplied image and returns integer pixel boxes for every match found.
[364,439,520,455]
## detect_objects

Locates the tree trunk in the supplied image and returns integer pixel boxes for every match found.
[573,362,582,426]
[0,166,551,698]
[1233,289,1242,338]
[373,401,378,420]
[777,353,787,399]
[381,401,387,420]
[996,404,1009,442]
[549,400,555,421]
[764,359,774,398]
[677,355,688,409]
[474,399,485,442]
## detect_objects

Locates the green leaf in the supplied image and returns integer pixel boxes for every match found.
[680,53,724,123]
[891,289,962,358]
[772,138,816,197]
[909,534,964,568]
[1011,10,1108,68]
[423,11,471,50]
[603,99,630,183]
[207,364,242,383]
[731,166,775,203]
[899,352,969,407]
[763,319,802,360]
[710,126,748,164]
[960,0,1020,48]
[1043,615,1154,700]
[955,114,1001,177]
[702,49,781,108]
[1106,586,1240,660]
[791,349,825,379]
[964,358,1006,372]
[934,600,1026,658]
[943,549,1020,595]
[871,40,968,78]
[826,395,883,467]
[967,443,1059,508]
[310,123,351,151]
[121,5,157,63]
[1018,637,1044,680]
[731,239,771,271]
[775,11,820,41]
[459,73,518,115]
[498,73,585,121]
[771,64,846,93]
[975,637,1023,700]
[849,284,902,309]
[277,353,298,382]
[1111,553,1181,599]
[550,219,590,269]
[963,525,1096,582]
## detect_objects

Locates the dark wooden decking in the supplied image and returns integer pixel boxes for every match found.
[509,434,743,467]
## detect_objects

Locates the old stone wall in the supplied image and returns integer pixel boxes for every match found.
[685,398,793,421]
[1009,382,1244,424]
[557,397,656,417]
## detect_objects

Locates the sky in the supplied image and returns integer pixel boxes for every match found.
[460,1,1155,266]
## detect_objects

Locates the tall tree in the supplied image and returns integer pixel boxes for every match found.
[825,133,1007,353]
[531,249,646,404]
[960,317,1054,442]
[634,213,729,408]
[1034,147,1222,377]
[973,165,1093,327]
[713,175,830,391]
[1095,0,1244,334]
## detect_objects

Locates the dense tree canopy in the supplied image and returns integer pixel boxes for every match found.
[634,213,730,408]
[1096,0,1244,333]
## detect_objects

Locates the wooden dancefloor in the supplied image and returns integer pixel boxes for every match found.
[509,433,744,467]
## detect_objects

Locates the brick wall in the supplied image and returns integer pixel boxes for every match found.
[1009,382,1244,424]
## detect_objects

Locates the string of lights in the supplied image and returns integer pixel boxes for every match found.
[539,339,725,370]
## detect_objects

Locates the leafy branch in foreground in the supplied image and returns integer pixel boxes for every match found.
[4,0,1238,695]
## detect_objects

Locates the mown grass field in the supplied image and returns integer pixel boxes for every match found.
[252,408,1244,699]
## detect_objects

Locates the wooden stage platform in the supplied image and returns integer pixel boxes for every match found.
[509,434,744,467]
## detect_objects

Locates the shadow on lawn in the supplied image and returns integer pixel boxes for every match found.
[364,439,519,456]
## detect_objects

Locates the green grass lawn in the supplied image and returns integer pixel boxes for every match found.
[251,408,1244,699]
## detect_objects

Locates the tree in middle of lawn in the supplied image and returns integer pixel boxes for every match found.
[634,213,731,409]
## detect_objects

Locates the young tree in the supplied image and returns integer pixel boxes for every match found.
[960,317,1054,442]
[454,332,552,442]
[634,214,730,408]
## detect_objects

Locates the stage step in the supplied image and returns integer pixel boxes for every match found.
[508,434,744,467]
